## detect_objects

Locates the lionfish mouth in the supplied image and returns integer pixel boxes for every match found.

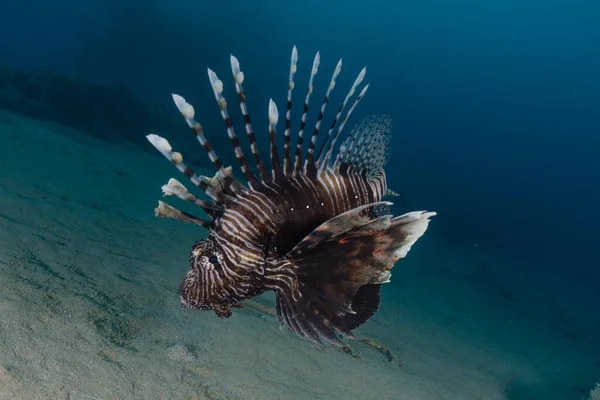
[178,296,210,311]
[178,270,205,309]
[178,275,232,317]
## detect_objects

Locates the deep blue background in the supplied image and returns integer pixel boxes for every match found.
[1,0,598,319]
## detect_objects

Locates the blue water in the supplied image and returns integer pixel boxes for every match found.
[1,0,599,399]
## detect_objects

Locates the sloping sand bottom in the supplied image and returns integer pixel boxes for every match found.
[0,110,597,400]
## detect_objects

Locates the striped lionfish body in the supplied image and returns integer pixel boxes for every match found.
[146,46,435,345]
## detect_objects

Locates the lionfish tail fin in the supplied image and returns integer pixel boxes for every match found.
[272,204,436,345]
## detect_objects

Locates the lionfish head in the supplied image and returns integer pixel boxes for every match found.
[179,237,234,318]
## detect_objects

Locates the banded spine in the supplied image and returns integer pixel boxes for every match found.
[230,55,269,183]
[293,51,321,176]
[304,58,343,176]
[315,67,367,169]
[283,46,299,177]
[207,68,258,189]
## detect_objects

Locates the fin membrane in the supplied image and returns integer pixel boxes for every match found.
[335,114,392,178]
[275,207,436,344]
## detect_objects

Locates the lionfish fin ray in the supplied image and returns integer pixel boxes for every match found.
[154,200,213,229]
[275,290,345,346]
[161,178,224,219]
[268,99,284,180]
[319,83,369,169]
[146,134,231,206]
[229,54,269,184]
[283,46,298,177]
[170,95,240,191]
[293,50,321,176]
[304,58,343,176]
[206,68,260,188]
[314,67,367,171]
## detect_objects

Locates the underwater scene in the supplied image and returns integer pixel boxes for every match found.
[0,1,599,399]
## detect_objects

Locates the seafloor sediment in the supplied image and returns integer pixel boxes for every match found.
[0,109,597,400]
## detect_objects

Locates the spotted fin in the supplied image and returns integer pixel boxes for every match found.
[274,207,436,345]
[334,114,393,179]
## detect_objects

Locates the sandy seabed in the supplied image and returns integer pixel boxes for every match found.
[0,110,597,400]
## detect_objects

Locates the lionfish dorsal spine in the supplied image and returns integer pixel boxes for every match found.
[319,82,370,171]
[316,66,367,170]
[146,133,227,204]
[293,50,321,177]
[169,94,244,197]
[304,58,342,177]
[283,46,299,177]
[171,94,228,177]
[230,54,269,184]
[207,68,258,190]
[146,45,384,229]
[268,99,284,181]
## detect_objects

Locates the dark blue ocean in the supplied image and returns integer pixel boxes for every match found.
[0,1,598,399]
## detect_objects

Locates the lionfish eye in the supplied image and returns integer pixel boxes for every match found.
[208,255,218,264]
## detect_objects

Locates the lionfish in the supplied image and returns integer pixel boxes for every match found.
[146,46,435,345]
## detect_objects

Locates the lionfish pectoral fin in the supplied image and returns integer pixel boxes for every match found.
[287,201,394,255]
[154,200,212,229]
[275,208,436,345]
